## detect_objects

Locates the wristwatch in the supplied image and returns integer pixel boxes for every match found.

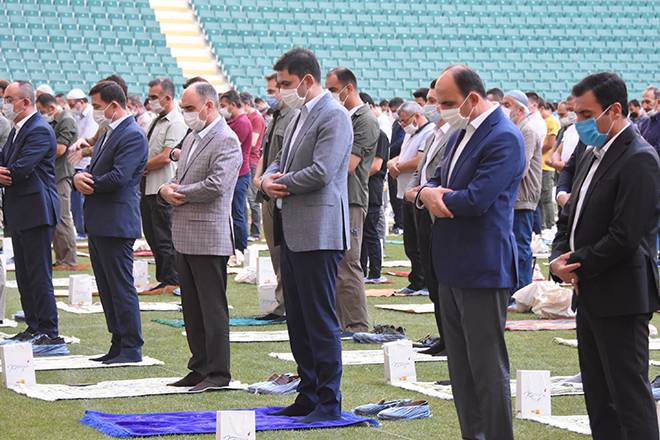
[169,148,179,162]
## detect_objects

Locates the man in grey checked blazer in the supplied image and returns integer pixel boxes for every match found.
[159,82,242,393]
[261,48,352,423]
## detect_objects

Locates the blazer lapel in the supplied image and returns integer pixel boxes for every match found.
[90,117,133,170]
[284,94,329,171]
[179,127,217,181]
[7,113,39,164]
[280,113,300,172]
[441,130,464,186]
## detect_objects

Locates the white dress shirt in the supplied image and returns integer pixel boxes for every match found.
[569,122,630,251]
[186,115,222,167]
[447,103,500,181]
[560,124,580,162]
[12,110,38,142]
[348,102,366,117]
[396,122,435,199]
[421,123,451,185]
[75,104,99,170]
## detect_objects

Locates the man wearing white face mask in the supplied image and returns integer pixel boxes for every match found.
[0,79,10,149]
[140,78,186,293]
[415,65,525,440]
[74,80,148,364]
[387,101,434,294]
[502,90,543,292]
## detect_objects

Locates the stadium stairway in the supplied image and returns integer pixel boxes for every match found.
[149,0,230,91]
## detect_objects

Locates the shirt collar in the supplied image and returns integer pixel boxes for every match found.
[15,110,38,130]
[595,122,631,158]
[304,90,328,114]
[197,115,223,140]
[348,103,366,117]
[160,107,180,122]
[82,104,93,117]
[468,103,499,131]
[108,113,132,131]
[439,122,451,134]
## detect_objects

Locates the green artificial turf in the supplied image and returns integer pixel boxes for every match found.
[1,238,658,440]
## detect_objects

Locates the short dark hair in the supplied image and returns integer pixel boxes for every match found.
[128,95,143,107]
[443,65,486,98]
[328,67,358,89]
[89,81,127,107]
[413,87,429,99]
[148,77,175,97]
[429,79,437,89]
[486,87,504,101]
[254,97,265,105]
[239,91,254,107]
[525,91,541,105]
[264,73,277,82]
[36,93,57,107]
[572,72,628,116]
[389,97,404,109]
[221,89,241,108]
[273,48,321,83]
[183,76,208,89]
[0,79,9,91]
[55,92,65,99]
[103,74,128,97]
[379,99,389,107]
[629,99,640,107]
[359,92,374,106]
[539,100,552,111]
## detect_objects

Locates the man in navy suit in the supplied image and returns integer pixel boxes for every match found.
[414,65,525,440]
[0,81,61,344]
[73,81,148,364]
[551,73,660,439]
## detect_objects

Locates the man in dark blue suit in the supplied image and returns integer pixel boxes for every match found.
[0,81,61,344]
[73,81,147,364]
[415,65,525,440]
[551,73,660,440]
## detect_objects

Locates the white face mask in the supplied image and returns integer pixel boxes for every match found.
[331,85,349,106]
[183,109,206,131]
[219,107,232,120]
[422,104,441,124]
[403,123,418,135]
[93,107,109,126]
[502,106,512,119]
[440,94,474,130]
[280,77,308,110]
[42,112,54,123]
[149,98,163,114]
[2,102,16,120]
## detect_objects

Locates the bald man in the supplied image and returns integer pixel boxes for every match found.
[413,65,525,440]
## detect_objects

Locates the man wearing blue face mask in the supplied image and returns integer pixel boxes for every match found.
[550,72,660,440]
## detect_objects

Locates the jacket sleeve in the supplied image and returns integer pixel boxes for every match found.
[568,151,660,279]
[442,130,525,217]
[92,130,147,193]
[176,138,242,203]
[274,108,353,194]
[7,126,54,182]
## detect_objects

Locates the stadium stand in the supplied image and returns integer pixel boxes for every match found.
[0,0,185,94]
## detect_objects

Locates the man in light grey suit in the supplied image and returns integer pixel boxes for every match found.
[261,48,352,423]
[159,82,242,393]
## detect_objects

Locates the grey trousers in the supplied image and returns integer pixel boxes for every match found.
[438,283,514,440]
[53,178,78,265]
[336,206,369,333]
[261,199,285,316]
[248,164,262,237]
[540,170,556,230]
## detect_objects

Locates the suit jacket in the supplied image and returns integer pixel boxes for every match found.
[169,118,242,256]
[0,112,59,234]
[84,116,147,238]
[426,106,525,289]
[264,92,352,252]
[407,125,456,191]
[556,140,587,195]
[551,126,660,317]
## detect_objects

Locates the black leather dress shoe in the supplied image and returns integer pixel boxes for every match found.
[419,339,446,356]
[168,372,204,387]
[189,379,230,393]
[102,354,142,365]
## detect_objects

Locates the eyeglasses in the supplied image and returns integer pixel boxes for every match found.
[398,114,414,127]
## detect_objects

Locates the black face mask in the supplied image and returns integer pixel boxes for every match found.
[630,112,639,119]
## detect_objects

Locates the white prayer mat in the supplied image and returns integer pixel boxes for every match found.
[524,415,591,436]
[0,355,163,371]
[391,376,583,401]
[227,267,241,274]
[554,337,660,351]
[381,260,412,268]
[0,332,79,344]
[9,377,248,401]
[0,319,18,328]
[230,330,290,343]
[375,303,434,314]
[56,301,181,314]
[7,277,84,289]
[269,349,446,366]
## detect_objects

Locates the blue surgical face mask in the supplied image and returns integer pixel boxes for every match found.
[264,94,280,110]
[574,105,613,148]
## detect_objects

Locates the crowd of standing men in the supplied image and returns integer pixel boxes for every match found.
[1,47,660,437]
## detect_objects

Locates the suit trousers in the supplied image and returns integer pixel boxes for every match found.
[388,175,403,229]
[261,199,285,316]
[231,173,250,252]
[336,205,369,333]
[280,236,344,417]
[577,307,658,440]
[415,208,443,340]
[177,253,231,385]
[12,225,57,337]
[53,178,78,266]
[438,283,513,440]
[140,194,178,286]
[248,164,261,237]
[70,186,85,236]
[89,235,143,357]
[512,209,534,292]
[360,205,383,279]
[402,200,425,290]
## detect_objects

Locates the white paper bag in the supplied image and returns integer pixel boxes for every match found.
[383,339,416,384]
[68,274,93,306]
[1,342,36,389]
[133,260,149,291]
[516,370,551,419]
[257,257,276,286]
[216,410,255,440]
[2,238,13,263]
[257,284,278,315]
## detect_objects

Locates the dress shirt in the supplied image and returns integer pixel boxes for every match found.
[348,103,366,117]
[447,103,499,181]
[186,115,222,167]
[569,122,630,251]
[421,123,451,185]
[396,122,434,199]
[75,104,98,169]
